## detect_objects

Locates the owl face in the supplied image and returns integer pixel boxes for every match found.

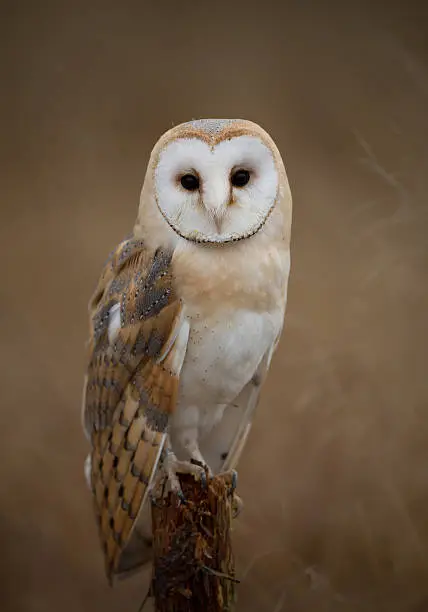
[151,120,280,245]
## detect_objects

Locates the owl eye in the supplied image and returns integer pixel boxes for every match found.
[180,173,200,191]
[231,169,250,187]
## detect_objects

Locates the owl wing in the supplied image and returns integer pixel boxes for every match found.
[82,237,189,583]
[201,339,280,475]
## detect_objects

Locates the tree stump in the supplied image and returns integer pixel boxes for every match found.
[149,471,239,612]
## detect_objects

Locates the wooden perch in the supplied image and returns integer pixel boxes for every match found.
[149,470,239,611]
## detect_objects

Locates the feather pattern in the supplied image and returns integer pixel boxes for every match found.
[83,237,187,581]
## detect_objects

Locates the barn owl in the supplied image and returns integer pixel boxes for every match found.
[82,118,292,583]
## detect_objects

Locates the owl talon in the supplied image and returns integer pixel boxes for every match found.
[163,449,209,501]
[216,469,242,517]
[217,468,238,492]
[177,490,187,505]
[190,458,210,488]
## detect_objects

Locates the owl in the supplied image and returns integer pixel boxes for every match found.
[82,118,292,583]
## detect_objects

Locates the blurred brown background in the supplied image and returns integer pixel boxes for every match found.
[1,0,428,610]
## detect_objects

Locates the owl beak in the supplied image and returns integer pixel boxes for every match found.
[202,177,228,233]
[212,210,224,233]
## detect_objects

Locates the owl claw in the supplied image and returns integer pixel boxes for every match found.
[190,457,211,488]
[177,490,187,505]
[162,450,208,501]
[217,468,238,492]
[216,469,242,518]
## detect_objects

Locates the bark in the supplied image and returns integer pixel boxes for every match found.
[149,471,238,612]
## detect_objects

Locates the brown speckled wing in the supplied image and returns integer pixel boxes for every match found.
[83,237,185,582]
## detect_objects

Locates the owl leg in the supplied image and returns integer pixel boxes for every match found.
[159,443,208,502]
[175,435,243,515]
[182,438,213,478]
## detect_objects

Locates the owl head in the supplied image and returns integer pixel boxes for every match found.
[135,119,292,248]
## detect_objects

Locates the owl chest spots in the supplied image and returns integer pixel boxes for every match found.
[178,308,280,408]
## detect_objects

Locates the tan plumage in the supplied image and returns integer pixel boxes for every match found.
[82,118,292,583]
[83,238,187,581]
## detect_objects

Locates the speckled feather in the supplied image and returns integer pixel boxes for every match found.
[183,118,236,135]
[83,237,184,581]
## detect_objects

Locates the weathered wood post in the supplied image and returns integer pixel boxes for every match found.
[149,470,239,611]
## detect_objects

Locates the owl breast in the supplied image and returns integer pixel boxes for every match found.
[170,306,282,447]
[168,237,290,454]
[180,309,279,404]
